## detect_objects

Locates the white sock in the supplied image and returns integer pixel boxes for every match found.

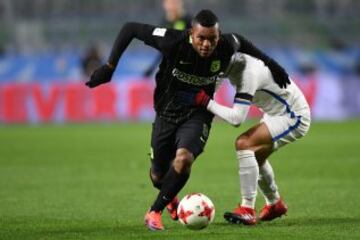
[237,150,258,209]
[258,160,281,205]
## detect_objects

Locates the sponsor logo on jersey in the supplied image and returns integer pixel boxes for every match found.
[172,68,217,86]
[211,60,221,73]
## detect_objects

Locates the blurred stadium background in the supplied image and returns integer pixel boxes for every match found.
[0,0,360,123]
[1,1,360,239]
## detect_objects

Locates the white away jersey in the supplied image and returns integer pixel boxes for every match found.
[225,53,310,118]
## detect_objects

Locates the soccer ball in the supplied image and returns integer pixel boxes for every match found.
[177,193,215,230]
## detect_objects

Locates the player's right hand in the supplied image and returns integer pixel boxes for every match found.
[86,64,115,88]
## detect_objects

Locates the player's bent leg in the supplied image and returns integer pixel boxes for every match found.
[149,169,163,190]
[149,169,180,220]
[257,161,280,205]
[235,150,259,209]
[224,123,273,226]
[173,148,194,174]
[256,113,312,222]
[257,160,288,221]
[254,141,286,218]
[256,117,295,221]
[164,148,194,221]
[149,171,181,218]
[262,113,310,151]
[236,123,273,164]
[147,148,194,228]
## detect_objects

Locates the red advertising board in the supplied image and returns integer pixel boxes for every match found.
[0,78,318,123]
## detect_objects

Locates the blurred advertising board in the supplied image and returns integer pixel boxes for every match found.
[0,76,358,123]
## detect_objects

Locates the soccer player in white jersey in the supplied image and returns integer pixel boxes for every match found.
[176,52,311,225]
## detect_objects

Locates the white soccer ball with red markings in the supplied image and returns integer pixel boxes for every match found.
[177,193,215,230]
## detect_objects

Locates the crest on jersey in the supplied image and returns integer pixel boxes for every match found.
[210,60,221,73]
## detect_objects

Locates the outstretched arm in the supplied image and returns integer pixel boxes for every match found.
[207,94,251,127]
[86,22,174,88]
[175,89,252,127]
[107,22,160,68]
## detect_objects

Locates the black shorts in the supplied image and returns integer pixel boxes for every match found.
[150,111,213,176]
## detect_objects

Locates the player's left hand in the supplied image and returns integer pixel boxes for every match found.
[86,64,114,88]
[266,59,291,89]
[176,89,211,107]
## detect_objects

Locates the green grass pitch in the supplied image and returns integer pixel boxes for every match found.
[1,121,359,240]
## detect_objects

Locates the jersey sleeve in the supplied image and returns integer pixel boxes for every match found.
[143,26,181,54]
[206,98,250,127]
[233,33,271,64]
[236,72,257,94]
[206,71,256,127]
[107,22,179,68]
[229,57,259,105]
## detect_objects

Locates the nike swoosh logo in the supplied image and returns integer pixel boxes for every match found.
[180,61,192,65]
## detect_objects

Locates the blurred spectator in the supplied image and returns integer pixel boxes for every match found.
[143,0,192,78]
[0,44,4,56]
[328,36,347,51]
[298,62,317,76]
[81,44,103,77]
[161,0,192,30]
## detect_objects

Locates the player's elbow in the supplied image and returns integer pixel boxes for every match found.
[227,113,245,127]
[230,120,242,128]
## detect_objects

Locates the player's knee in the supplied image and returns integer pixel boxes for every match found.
[173,149,194,174]
[149,170,163,189]
[151,177,162,189]
[235,136,251,150]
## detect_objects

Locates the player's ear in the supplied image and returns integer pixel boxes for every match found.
[189,29,195,43]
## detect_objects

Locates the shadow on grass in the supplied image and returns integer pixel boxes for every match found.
[214,216,360,228]
[38,223,145,236]
[4,217,360,239]
[272,216,360,227]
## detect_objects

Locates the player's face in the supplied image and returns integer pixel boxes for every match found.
[191,23,220,58]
